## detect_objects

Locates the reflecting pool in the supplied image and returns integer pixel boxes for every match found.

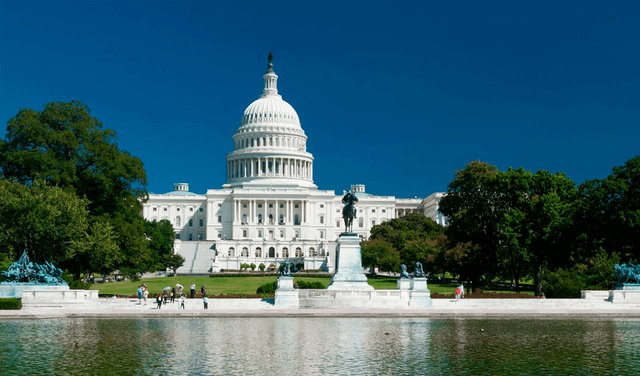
[0,318,639,375]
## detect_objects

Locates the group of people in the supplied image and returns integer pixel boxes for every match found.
[138,282,209,309]
[137,284,149,305]
[455,283,465,300]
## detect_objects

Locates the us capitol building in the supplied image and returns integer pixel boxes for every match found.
[142,54,446,274]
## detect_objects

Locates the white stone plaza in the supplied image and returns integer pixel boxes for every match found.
[140,55,447,274]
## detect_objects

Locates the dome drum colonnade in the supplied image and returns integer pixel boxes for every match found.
[225,53,314,185]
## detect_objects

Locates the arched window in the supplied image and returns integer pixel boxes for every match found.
[282,247,289,258]
[320,215,324,224]
[309,247,316,257]
[258,214,263,224]
[269,247,275,258]
[242,214,247,224]
[176,216,181,226]
[295,247,302,257]
[242,247,249,257]
[359,218,364,227]
[279,214,284,224]
[229,247,235,257]
[255,247,262,257]
[268,214,273,223]
[294,214,299,225]
[372,220,376,227]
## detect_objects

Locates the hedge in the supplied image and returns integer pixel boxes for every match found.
[0,298,22,310]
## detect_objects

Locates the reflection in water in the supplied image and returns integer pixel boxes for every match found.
[0,318,638,375]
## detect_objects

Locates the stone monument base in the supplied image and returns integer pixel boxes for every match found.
[397,278,411,290]
[274,276,299,308]
[326,235,373,291]
[21,289,99,309]
[408,278,433,308]
[608,284,640,303]
[0,283,69,299]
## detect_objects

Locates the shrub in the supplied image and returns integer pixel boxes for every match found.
[543,268,584,298]
[250,263,256,271]
[0,298,22,310]
[296,280,324,289]
[256,281,278,295]
[259,263,265,271]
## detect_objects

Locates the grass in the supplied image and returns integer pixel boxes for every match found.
[93,275,534,296]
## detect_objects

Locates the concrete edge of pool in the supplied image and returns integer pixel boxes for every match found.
[1,308,640,320]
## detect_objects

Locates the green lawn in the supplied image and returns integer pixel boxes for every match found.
[93,275,533,296]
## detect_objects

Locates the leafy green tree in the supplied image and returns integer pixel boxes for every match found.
[166,253,185,276]
[0,101,151,276]
[361,238,399,274]
[578,156,640,262]
[144,219,176,270]
[369,213,444,251]
[0,180,119,273]
[439,161,501,291]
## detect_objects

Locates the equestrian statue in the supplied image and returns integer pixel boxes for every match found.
[342,191,358,234]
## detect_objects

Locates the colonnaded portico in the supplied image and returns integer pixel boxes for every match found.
[142,53,447,274]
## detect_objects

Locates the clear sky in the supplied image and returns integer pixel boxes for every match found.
[1,1,638,198]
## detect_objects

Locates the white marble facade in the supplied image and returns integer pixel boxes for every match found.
[141,56,446,273]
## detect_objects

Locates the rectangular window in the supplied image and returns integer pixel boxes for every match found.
[153,207,157,211]
[217,232,221,239]
[199,208,203,212]
[243,230,247,238]
[218,203,221,208]
[280,204,284,208]
[243,204,247,208]
[163,207,167,211]
[320,204,324,208]
[199,219,203,227]
[382,209,386,213]
[269,204,273,208]
[218,216,222,223]
[189,219,193,227]
[320,231,324,239]
[295,230,300,238]
[372,209,375,213]
[336,221,340,227]
[280,230,284,238]
[295,204,299,208]
[258,230,263,238]
[258,204,262,208]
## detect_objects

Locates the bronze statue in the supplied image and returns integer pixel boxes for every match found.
[268,51,273,64]
[414,262,425,278]
[342,191,358,233]
[400,264,411,279]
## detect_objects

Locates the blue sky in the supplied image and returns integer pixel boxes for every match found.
[1,1,638,198]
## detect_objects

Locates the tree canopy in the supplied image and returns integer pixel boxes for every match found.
[0,101,173,279]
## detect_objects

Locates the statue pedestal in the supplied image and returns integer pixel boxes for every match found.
[609,284,640,303]
[326,235,373,290]
[274,276,299,308]
[0,283,69,299]
[408,278,432,308]
[397,278,412,290]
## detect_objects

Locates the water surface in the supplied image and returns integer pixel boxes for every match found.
[0,318,638,375]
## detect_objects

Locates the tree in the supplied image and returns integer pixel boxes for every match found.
[0,180,118,270]
[144,219,176,271]
[439,161,501,291]
[578,156,640,262]
[361,239,399,274]
[369,213,444,251]
[166,253,185,276]
[0,101,151,276]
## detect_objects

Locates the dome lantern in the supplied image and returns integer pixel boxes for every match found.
[261,51,279,98]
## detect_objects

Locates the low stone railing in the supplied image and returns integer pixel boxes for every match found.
[21,289,99,309]
[298,289,403,299]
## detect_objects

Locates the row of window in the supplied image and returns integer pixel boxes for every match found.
[226,246,322,258]
[153,207,203,212]
[175,218,205,227]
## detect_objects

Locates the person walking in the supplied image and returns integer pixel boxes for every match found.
[156,294,163,309]
[190,282,196,299]
[180,295,186,309]
[203,294,209,309]
[170,288,175,303]
[143,288,148,306]
[137,285,142,304]
[201,283,206,297]
[455,286,461,301]
[459,283,465,299]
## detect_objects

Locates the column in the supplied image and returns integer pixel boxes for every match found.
[302,200,306,224]
[275,200,279,224]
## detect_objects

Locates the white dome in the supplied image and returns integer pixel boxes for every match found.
[240,96,300,128]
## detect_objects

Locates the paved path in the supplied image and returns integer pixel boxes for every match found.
[2,297,639,319]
